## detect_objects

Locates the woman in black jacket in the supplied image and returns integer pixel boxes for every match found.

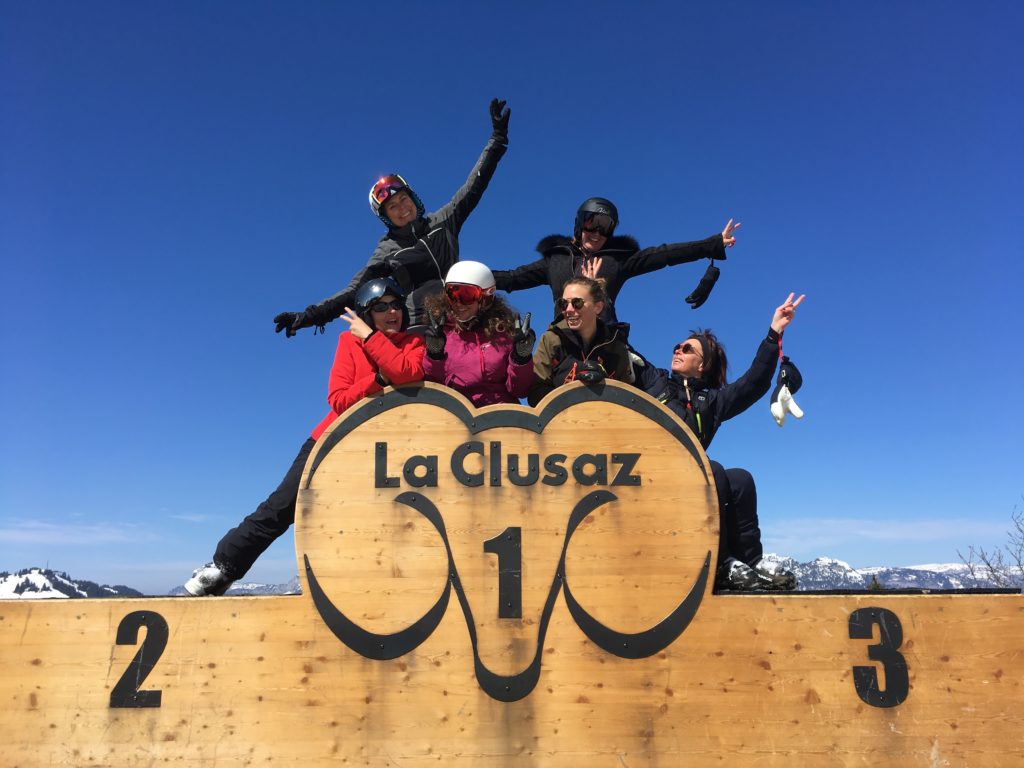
[493,197,740,324]
[638,293,805,591]
[274,98,510,334]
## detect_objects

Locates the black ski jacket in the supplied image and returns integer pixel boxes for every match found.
[493,232,725,323]
[637,328,781,449]
[298,134,507,328]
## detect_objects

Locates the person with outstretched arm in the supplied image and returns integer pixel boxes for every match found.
[637,293,806,591]
[274,98,510,334]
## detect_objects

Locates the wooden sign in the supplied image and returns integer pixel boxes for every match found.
[1,382,1021,766]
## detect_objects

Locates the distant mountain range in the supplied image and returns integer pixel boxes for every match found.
[2,560,1020,600]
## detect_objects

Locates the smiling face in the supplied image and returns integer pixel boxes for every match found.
[579,227,608,253]
[671,339,704,379]
[370,295,404,334]
[560,283,603,338]
[382,190,417,228]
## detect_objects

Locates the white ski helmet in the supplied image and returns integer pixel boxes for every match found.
[444,261,496,294]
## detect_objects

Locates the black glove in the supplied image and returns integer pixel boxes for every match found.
[771,356,803,403]
[274,311,300,337]
[576,360,607,385]
[685,262,721,309]
[425,311,448,360]
[510,313,535,364]
[490,98,510,144]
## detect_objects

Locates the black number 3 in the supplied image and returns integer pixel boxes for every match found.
[109,611,168,708]
[848,607,909,708]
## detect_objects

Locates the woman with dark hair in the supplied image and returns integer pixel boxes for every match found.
[274,99,510,334]
[185,277,425,596]
[528,276,635,406]
[638,293,805,591]
[422,261,535,406]
[493,197,740,324]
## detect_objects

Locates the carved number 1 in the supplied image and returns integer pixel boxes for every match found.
[848,607,909,708]
[483,527,522,619]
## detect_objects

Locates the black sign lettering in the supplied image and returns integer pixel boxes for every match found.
[849,607,909,708]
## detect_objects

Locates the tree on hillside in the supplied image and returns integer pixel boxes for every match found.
[959,500,1024,589]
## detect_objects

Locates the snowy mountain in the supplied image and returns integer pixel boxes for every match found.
[0,568,143,599]
[2,561,1020,600]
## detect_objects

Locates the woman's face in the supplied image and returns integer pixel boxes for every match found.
[560,283,603,335]
[369,294,404,334]
[671,338,704,379]
[382,190,417,228]
[579,227,608,253]
[448,296,481,324]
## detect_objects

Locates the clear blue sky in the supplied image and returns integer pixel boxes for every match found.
[2,2,1021,595]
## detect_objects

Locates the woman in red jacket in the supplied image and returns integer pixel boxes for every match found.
[185,278,424,596]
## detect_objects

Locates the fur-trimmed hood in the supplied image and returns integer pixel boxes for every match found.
[535,234,641,258]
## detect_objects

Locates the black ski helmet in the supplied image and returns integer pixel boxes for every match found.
[574,197,619,241]
[354,277,410,330]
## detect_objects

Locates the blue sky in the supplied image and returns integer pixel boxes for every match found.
[2,2,1021,595]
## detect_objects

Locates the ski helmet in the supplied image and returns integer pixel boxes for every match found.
[443,261,496,311]
[368,174,426,228]
[574,197,618,241]
[354,277,409,330]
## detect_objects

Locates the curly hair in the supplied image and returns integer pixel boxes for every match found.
[685,328,729,388]
[424,291,519,338]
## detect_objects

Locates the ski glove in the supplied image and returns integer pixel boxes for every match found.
[770,356,805,427]
[490,98,510,144]
[685,262,721,309]
[425,311,448,360]
[511,313,535,364]
[576,360,607,385]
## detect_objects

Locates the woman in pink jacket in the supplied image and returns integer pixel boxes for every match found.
[422,261,535,406]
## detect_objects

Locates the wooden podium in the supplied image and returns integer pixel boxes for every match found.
[2,382,1021,766]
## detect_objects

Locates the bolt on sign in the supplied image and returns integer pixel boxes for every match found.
[1,381,1022,767]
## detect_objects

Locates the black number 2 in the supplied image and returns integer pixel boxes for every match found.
[109,611,168,708]
[848,607,909,708]
[483,527,522,618]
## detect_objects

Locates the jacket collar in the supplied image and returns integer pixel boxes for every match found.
[536,233,640,257]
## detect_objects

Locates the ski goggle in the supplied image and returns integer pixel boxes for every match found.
[445,283,491,305]
[369,299,403,313]
[581,213,614,236]
[370,175,408,206]
[556,297,587,312]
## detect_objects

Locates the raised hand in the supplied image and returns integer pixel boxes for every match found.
[490,98,510,143]
[770,293,805,333]
[274,311,300,337]
[721,219,741,248]
[340,306,374,340]
[581,256,603,280]
[511,313,535,364]
[425,310,448,360]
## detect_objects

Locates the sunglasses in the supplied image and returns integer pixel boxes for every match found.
[556,297,587,312]
[369,299,403,313]
[370,175,407,205]
[581,213,614,237]
[673,341,703,358]
[445,283,490,305]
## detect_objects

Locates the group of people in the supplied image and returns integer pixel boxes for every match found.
[185,99,804,598]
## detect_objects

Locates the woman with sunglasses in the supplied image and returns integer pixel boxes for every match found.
[422,261,535,406]
[637,293,806,592]
[527,276,635,406]
[493,197,740,325]
[184,278,425,596]
[274,98,511,336]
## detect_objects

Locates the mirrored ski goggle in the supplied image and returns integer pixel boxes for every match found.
[581,213,614,236]
[445,283,491,305]
[556,297,587,312]
[371,175,408,205]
